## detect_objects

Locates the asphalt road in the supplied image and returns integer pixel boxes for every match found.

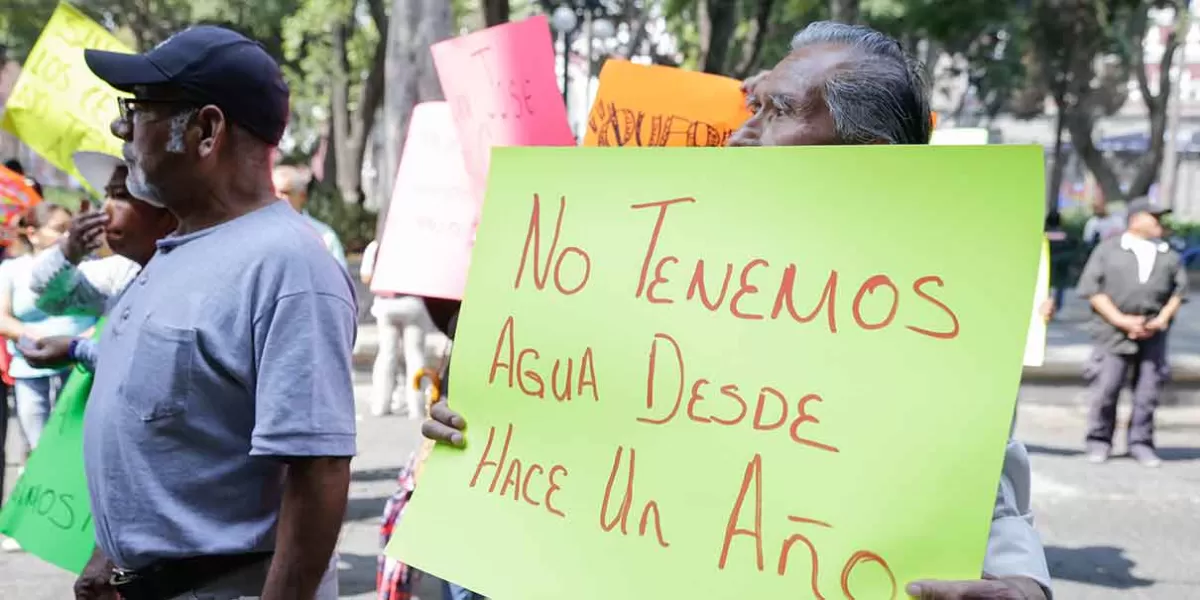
[1,384,1197,599]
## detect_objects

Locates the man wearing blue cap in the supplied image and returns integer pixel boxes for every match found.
[74,26,356,600]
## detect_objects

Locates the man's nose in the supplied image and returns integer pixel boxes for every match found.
[111,117,132,141]
[727,122,760,147]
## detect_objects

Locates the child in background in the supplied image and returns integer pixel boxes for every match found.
[0,203,96,451]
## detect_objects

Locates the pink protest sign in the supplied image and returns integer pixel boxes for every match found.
[431,15,575,201]
[371,102,476,300]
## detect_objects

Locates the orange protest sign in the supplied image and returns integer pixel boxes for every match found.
[583,60,751,147]
[0,166,40,231]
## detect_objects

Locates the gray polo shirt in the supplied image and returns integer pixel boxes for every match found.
[1076,235,1187,354]
[83,200,358,570]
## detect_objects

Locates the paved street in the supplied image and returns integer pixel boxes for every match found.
[2,377,1199,598]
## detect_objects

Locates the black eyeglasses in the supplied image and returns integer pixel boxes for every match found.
[117,97,194,122]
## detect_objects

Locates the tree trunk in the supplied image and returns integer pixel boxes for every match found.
[1063,3,1178,204]
[697,0,738,74]
[1047,92,1068,215]
[829,0,859,24]
[731,0,776,78]
[483,0,510,27]
[375,0,453,241]
[329,22,357,202]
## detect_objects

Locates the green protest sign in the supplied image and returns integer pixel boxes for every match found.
[0,324,103,574]
[388,146,1044,599]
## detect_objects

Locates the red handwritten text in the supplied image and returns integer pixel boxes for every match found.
[470,423,569,519]
[514,194,592,296]
[638,333,836,453]
[488,316,600,402]
[630,198,960,340]
[718,454,898,599]
[599,446,670,548]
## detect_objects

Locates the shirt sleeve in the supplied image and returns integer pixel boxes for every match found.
[984,438,1053,596]
[250,290,358,458]
[1075,245,1105,299]
[72,337,98,372]
[1171,256,1189,297]
[30,247,130,317]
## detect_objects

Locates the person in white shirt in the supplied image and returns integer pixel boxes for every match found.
[1075,197,1186,467]
[360,239,440,419]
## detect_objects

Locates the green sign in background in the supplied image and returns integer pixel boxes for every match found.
[0,323,104,574]
[390,146,1044,599]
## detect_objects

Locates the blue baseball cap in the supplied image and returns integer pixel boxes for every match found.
[84,26,290,145]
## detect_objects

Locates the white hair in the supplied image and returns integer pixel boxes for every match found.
[166,108,198,154]
[790,21,931,145]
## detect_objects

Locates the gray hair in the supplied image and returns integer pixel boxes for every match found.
[790,22,931,145]
[166,108,198,154]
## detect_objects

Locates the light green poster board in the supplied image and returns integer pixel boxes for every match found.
[388,146,1044,599]
[0,323,103,574]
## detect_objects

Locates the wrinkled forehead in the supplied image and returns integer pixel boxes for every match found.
[760,44,858,103]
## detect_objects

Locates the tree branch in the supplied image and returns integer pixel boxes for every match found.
[620,0,651,60]
[732,0,776,79]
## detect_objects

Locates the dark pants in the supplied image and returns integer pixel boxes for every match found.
[1085,333,1169,448]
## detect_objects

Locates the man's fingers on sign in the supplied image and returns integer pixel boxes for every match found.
[422,401,467,447]
[905,578,1036,600]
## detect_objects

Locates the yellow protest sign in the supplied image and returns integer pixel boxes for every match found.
[387,146,1045,599]
[2,3,129,189]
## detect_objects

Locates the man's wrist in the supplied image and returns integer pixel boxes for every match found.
[68,338,82,362]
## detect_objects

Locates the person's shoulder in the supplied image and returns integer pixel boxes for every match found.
[240,204,354,297]
[304,213,338,236]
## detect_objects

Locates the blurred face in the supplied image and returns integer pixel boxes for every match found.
[729,46,846,148]
[103,165,178,265]
[27,208,70,250]
[1128,211,1165,240]
[272,168,306,211]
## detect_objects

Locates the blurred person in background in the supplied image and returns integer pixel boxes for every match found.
[1045,211,1071,317]
[359,238,439,419]
[0,202,96,553]
[1077,197,1186,467]
[3,159,44,200]
[1083,198,1125,251]
[273,164,347,270]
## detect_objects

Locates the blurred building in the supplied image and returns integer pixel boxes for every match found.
[935,5,1200,220]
